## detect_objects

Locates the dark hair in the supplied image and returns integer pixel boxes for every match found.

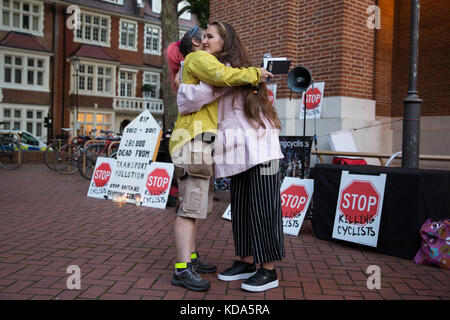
[166,26,204,92]
[179,26,203,57]
[210,21,281,130]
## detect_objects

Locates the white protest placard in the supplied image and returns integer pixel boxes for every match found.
[106,109,162,204]
[222,204,231,220]
[332,171,387,247]
[299,82,325,119]
[139,161,174,209]
[281,177,314,236]
[87,157,116,199]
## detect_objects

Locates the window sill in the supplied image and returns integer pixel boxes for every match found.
[0,85,50,93]
[118,45,138,52]
[144,50,161,56]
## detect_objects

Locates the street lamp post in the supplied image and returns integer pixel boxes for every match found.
[72,55,80,137]
[402,0,422,168]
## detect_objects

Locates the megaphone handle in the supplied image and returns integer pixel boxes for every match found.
[267,76,271,83]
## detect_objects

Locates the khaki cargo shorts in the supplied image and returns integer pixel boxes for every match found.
[171,140,214,219]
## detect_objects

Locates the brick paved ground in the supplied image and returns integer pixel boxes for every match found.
[0,164,449,301]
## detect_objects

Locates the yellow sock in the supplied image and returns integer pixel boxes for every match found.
[175,262,188,270]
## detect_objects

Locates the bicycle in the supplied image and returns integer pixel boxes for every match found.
[78,130,121,180]
[52,128,92,174]
[43,137,66,171]
[0,122,23,170]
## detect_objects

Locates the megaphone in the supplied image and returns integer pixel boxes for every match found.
[287,66,312,93]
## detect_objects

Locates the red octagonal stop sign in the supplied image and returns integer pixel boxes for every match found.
[146,168,170,195]
[93,163,112,187]
[267,87,275,106]
[305,87,321,110]
[339,180,380,226]
[281,185,309,218]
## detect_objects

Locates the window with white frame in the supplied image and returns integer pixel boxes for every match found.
[0,0,44,36]
[119,19,137,51]
[77,111,112,136]
[178,1,191,20]
[74,62,115,96]
[74,12,110,47]
[144,24,161,55]
[143,72,160,99]
[0,104,47,137]
[151,0,161,14]
[118,70,136,97]
[1,51,49,91]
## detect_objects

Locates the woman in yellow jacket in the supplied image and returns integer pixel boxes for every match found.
[167,26,272,292]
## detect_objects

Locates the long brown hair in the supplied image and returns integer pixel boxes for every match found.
[210,21,281,130]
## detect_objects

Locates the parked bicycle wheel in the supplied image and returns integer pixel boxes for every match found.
[43,139,63,171]
[78,143,107,180]
[109,150,118,159]
[53,143,81,174]
[0,136,23,170]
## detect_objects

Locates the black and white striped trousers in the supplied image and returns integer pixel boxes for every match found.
[230,161,285,264]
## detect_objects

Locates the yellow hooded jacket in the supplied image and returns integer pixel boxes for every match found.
[169,50,261,155]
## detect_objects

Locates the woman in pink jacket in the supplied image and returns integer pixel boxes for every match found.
[176,21,285,292]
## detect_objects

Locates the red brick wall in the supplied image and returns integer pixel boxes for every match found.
[389,0,450,117]
[340,0,376,100]
[374,0,395,116]
[211,0,450,117]
[210,0,376,100]
[2,90,50,105]
[210,0,300,98]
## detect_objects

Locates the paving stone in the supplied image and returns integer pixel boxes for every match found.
[0,164,448,300]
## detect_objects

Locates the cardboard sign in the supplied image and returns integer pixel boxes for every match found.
[106,109,162,204]
[87,157,116,199]
[299,82,325,119]
[222,204,231,220]
[139,162,174,209]
[332,171,387,247]
[222,177,314,237]
[281,177,314,236]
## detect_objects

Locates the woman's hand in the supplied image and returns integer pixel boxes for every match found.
[174,70,181,88]
[259,68,274,82]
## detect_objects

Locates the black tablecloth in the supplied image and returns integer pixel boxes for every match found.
[311,164,450,260]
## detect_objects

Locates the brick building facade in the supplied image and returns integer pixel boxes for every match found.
[210,0,450,161]
[0,0,195,141]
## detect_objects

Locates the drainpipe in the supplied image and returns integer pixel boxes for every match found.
[61,7,67,132]
[50,3,58,141]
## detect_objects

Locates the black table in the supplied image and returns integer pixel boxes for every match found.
[311,164,450,260]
